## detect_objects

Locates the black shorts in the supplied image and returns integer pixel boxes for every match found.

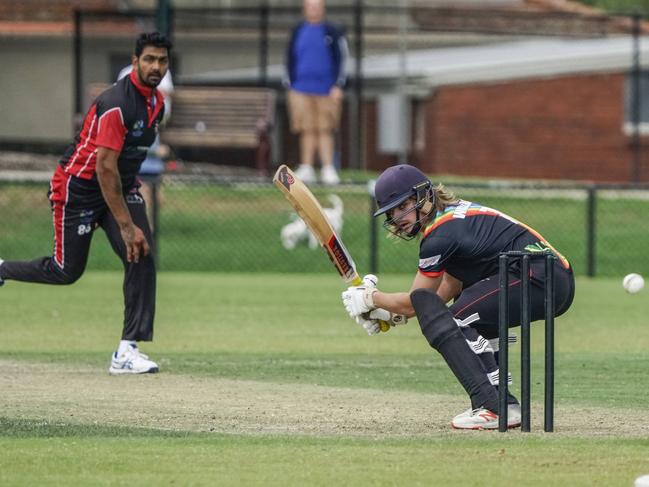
[449,259,575,339]
[1,166,155,341]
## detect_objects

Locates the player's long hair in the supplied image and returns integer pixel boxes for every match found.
[409,184,458,239]
[433,184,459,212]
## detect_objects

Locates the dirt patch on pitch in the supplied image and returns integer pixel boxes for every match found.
[0,360,646,438]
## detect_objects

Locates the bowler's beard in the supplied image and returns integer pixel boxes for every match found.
[137,65,161,88]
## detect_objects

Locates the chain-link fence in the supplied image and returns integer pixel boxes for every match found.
[2,175,648,277]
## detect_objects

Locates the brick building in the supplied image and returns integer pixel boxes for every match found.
[360,38,649,183]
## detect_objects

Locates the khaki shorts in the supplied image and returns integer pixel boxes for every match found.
[287,89,342,134]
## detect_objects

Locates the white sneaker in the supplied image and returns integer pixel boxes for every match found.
[0,258,4,286]
[108,344,159,375]
[507,403,522,428]
[451,404,521,430]
[320,165,340,185]
[294,164,316,184]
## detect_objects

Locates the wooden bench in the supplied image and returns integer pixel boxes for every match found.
[161,87,277,174]
[85,84,277,175]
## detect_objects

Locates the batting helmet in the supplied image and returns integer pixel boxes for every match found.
[373,165,432,217]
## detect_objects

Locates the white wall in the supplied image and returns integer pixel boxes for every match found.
[1,38,74,142]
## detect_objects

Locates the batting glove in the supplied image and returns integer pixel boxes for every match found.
[341,273,380,318]
[367,308,408,327]
[355,314,381,336]
[353,309,406,336]
[342,286,377,317]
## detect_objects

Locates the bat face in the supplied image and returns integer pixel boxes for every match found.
[273,164,390,333]
[273,165,360,284]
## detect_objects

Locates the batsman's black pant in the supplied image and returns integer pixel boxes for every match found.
[450,259,575,340]
[0,166,156,341]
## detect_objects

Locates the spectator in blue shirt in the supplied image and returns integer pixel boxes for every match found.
[285,0,348,185]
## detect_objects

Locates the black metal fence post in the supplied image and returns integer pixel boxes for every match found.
[157,0,171,37]
[369,185,378,274]
[586,185,597,277]
[73,9,82,130]
[152,180,160,267]
[259,0,269,87]
[352,0,364,170]
[631,12,642,183]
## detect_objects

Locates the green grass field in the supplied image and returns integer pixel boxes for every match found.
[1,272,649,486]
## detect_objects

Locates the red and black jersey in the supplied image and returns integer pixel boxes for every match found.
[59,70,165,186]
[418,200,570,287]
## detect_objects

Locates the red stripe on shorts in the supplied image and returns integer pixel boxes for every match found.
[453,279,521,318]
[50,168,71,269]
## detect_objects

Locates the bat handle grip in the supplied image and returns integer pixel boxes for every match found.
[351,275,390,333]
[361,275,389,332]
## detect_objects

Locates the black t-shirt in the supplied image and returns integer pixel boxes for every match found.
[418,200,569,287]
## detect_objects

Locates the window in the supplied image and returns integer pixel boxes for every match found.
[624,71,649,134]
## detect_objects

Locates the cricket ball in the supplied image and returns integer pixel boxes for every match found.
[623,273,645,294]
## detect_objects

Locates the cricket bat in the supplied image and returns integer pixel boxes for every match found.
[273,164,390,332]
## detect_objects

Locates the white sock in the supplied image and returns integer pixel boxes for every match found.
[117,340,137,356]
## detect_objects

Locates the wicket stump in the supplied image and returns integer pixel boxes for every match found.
[498,250,555,432]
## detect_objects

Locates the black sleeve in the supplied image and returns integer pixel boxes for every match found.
[418,235,458,277]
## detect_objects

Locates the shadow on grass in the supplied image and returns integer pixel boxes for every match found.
[0,417,201,439]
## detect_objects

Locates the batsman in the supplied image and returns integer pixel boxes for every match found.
[342,165,575,429]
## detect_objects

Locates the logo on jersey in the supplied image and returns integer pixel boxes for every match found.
[419,255,441,268]
[524,242,551,254]
[79,209,94,224]
[452,200,472,219]
[132,120,144,137]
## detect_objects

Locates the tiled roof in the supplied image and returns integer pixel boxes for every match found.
[0,0,117,21]
[183,36,649,88]
[411,0,645,36]
[1,0,645,38]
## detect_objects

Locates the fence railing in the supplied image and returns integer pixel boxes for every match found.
[2,175,648,278]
